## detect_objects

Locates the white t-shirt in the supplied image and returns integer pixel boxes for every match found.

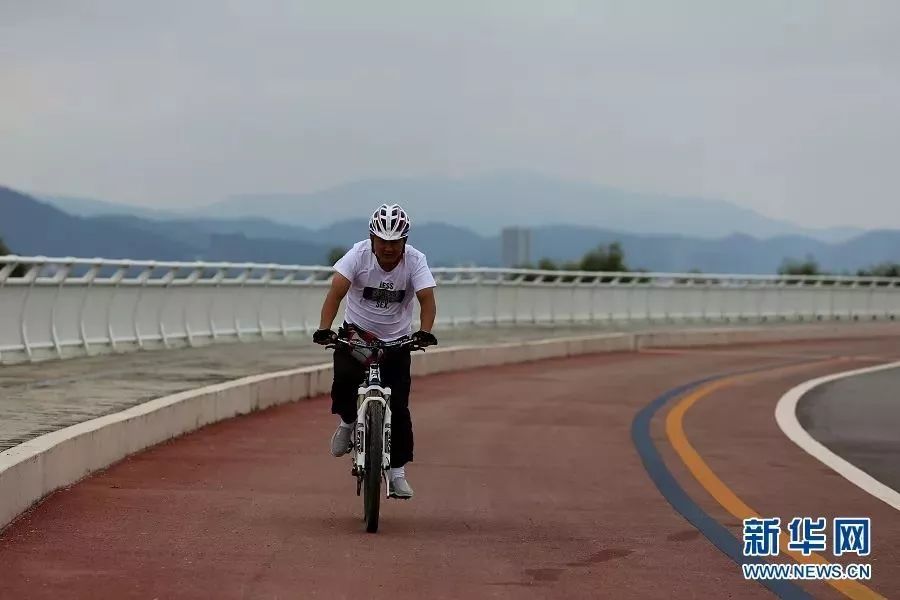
[333,240,437,341]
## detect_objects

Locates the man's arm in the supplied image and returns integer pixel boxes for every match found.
[319,273,352,330]
[416,286,437,332]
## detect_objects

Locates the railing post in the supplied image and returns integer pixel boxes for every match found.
[75,262,103,355]
[570,277,577,324]
[279,270,297,337]
[511,273,520,325]
[18,261,42,361]
[234,266,252,339]
[258,266,274,337]
[473,271,482,326]
[102,264,126,353]
[493,272,500,326]
[867,279,876,320]
[0,261,17,282]
[182,265,203,347]
[449,272,461,328]
[157,267,179,348]
[208,267,226,340]
[0,256,19,360]
[49,262,74,359]
[549,274,558,324]
[132,264,155,349]
[702,278,710,322]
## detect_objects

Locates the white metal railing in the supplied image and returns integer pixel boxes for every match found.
[1,255,898,363]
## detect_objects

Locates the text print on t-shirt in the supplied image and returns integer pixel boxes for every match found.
[362,281,407,308]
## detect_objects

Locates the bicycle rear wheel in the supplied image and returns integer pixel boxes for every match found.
[363,401,384,533]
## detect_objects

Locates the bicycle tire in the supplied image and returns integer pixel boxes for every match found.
[363,401,384,533]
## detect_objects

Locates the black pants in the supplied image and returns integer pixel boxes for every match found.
[331,346,414,468]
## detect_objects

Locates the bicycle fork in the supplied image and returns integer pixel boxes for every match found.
[352,390,393,497]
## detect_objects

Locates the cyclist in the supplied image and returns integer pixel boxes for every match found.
[312,203,437,499]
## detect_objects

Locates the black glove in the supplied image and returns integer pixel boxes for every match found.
[411,330,437,347]
[313,328,337,345]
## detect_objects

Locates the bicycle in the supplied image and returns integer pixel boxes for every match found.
[324,334,427,533]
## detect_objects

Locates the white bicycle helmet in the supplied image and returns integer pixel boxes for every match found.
[369,203,411,240]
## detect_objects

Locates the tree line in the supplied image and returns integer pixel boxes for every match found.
[520,243,898,278]
[516,242,629,273]
[778,255,900,278]
[516,243,899,283]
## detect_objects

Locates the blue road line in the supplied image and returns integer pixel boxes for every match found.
[631,369,814,600]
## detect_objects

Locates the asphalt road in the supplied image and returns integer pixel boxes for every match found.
[797,365,900,493]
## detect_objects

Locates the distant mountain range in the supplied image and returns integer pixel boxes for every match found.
[0,186,332,265]
[1,178,896,274]
[42,171,864,242]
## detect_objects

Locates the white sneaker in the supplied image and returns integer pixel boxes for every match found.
[330,424,352,457]
[389,476,414,499]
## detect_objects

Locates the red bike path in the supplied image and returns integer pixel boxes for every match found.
[1,336,898,599]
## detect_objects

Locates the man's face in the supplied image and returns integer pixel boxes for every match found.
[371,235,406,268]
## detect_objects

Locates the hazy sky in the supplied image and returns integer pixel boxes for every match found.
[2,1,899,228]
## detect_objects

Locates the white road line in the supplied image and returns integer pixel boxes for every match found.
[775,360,900,511]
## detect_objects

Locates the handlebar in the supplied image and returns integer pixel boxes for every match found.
[324,336,428,353]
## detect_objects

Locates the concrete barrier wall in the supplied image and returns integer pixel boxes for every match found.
[631,323,887,350]
[0,324,894,531]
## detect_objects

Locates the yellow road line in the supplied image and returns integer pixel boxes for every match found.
[640,348,894,363]
[665,361,886,600]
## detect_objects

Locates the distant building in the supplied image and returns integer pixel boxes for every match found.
[501,227,532,267]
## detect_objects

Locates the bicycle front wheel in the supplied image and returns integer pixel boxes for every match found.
[363,401,384,533]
